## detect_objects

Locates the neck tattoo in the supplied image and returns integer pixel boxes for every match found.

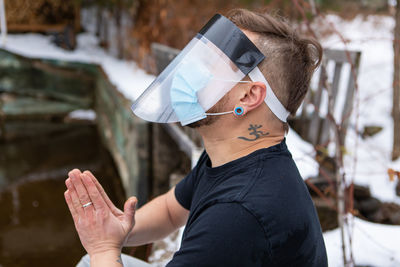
[238,124,270,141]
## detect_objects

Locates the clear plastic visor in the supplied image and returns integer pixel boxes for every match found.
[131,34,246,125]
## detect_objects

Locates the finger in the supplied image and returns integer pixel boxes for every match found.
[69,169,93,209]
[66,178,84,217]
[64,190,78,224]
[83,170,120,213]
[81,173,107,211]
[123,197,137,227]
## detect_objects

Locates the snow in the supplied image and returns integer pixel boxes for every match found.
[148,227,184,267]
[286,127,319,179]
[1,33,155,102]
[67,109,97,121]
[324,216,400,267]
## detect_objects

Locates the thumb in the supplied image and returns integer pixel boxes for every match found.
[123,197,137,227]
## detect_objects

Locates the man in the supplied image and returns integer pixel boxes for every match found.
[64,8,328,267]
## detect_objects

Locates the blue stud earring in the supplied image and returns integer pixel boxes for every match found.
[234,106,244,116]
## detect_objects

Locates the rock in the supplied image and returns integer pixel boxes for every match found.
[307,178,400,226]
[357,197,381,216]
[353,184,372,200]
[370,202,400,224]
[305,177,336,198]
[312,198,338,231]
[315,151,337,174]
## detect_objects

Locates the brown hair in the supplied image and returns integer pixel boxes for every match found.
[226,9,322,116]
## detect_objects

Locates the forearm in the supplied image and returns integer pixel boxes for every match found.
[91,250,123,267]
[124,192,179,246]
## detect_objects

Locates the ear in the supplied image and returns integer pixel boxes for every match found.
[239,82,266,114]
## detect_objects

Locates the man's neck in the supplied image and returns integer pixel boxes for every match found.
[197,121,284,167]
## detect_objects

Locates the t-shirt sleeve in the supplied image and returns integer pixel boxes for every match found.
[174,171,195,210]
[174,151,207,210]
[165,202,273,267]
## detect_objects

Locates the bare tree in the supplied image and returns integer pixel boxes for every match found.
[393,0,400,160]
[298,1,356,265]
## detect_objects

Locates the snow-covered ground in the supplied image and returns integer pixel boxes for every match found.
[2,13,400,266]
[324,215,400,267]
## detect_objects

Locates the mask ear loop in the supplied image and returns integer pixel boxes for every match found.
[204,107,245,116]
[205,110,233,116]
[204,79,250,117]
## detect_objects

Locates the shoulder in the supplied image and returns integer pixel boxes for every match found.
[242,149,318,231]
[240,154,328,266]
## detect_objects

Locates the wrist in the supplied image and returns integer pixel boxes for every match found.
[89,241,122,256]
[90,249,122,265]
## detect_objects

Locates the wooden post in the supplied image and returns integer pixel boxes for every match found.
[308,64,327,145]
[393,1,400,160]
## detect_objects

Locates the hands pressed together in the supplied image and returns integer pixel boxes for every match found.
[64,169,137,264]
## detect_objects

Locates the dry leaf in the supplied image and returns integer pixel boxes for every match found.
[388,168,400,181]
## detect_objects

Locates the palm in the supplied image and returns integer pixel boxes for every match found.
[111,205,124,220]
[100,207,135,243]
[97,187,132,234]
[65,170,137,255]
[87,172,135,242]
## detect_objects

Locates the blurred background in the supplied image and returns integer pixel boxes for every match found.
[0,0,399,266]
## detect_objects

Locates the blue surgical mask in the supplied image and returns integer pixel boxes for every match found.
[170,59,213,125]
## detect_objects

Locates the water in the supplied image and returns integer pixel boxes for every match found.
[0,120,126,267]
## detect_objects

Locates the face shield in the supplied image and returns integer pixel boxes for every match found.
[131,14,290,126]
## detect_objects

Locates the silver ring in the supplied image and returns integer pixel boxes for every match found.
[82,202,93,208]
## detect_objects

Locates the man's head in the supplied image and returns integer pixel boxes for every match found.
[189,9,322,132]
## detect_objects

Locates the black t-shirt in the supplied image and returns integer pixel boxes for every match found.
[167,139,328,267]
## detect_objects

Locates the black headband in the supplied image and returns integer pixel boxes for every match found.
[198,14,265,75]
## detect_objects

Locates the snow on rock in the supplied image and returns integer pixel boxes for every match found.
[324,216,400,267]
[1,33,155,102]
[67,109,97,121]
